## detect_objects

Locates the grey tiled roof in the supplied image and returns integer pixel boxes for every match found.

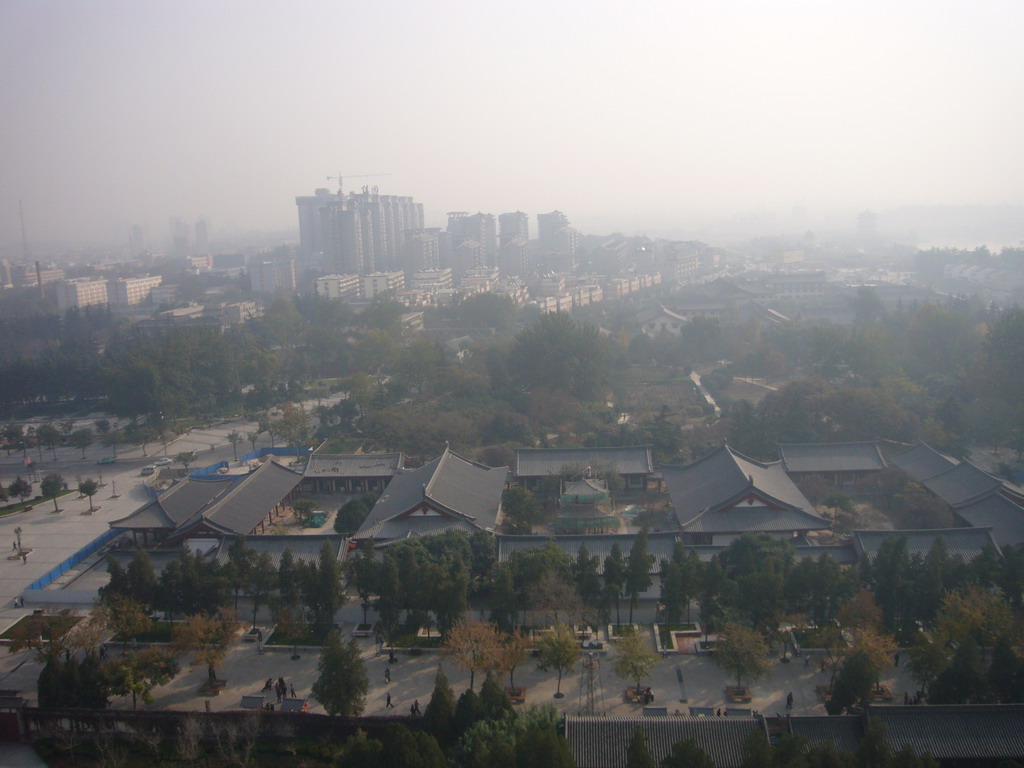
[852,527,1000,561]
[360,516,480,542]
[955,496,1024,548]
[866,704,1024,761]
[889,442,958,482]
[303,452,404,479]
[683,506,829,534]
[778,442,886,473]
[662,447,825,532]
[214,534,347,569]
[515,446,654,478]
[564,715,767,768]
[496,532,679,574]
[176,460,303,537]
[109,476,235,531]
[354,448,508,540]
[787,716,862,754]
[922,461,1003,508]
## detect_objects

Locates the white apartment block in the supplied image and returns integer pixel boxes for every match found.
[314,273,361,300]
[54,278,109,310]
[361,271,405,298]
[109,275,163,306]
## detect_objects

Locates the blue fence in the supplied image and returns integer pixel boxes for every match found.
[239,446,311,463]
[190,461,229,478]
[26,528,121,591]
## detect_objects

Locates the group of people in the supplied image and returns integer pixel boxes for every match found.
[262,676,296,702]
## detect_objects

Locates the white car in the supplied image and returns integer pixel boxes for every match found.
[153,457,173,466]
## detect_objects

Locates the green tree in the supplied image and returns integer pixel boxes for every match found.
[515,722,575,768]
[445,620,502,691]
[68,427,94,458]
[227,430,242,460]
[171,607,240,680]
[292,497,317,526]
[626,528,654,624]
[714,623,770,689]
[627,727,656,768]
[8,476,31,503]
[36,422,61,460]
[422,664,457,745]
[311,630,368,716]
[661,738,716,768]
[78,478,99,512]
[604,544,626,626]
[826,650,875,715]
[106,647,180,709]
[510,312,609,401]
[929,637,988,704]
[306,539,346,626]
[536,622,579,697]
[174,450,198,472]
[614,632,659,697]
[503,485,543,533]
[40,473,63,513]
[249,551,277,630]
[335,496,371,534]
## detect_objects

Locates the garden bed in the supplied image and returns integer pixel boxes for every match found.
[608,624,639,641]
[268,623,338,647]
[112,619,175,644]
[725,685,751,703]
[0,613,80,642]
[352,623,373,637]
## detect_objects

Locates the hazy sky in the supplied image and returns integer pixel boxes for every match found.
[2,0,1023,249]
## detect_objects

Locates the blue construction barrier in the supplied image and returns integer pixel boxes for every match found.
[238,446,312,463]
[190,461,229,478]
[26,528,121,591]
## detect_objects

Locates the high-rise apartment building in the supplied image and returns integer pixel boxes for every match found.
[447,212,497,268]
[250,259,297,294]
[296,187,424,275]
[403,228,441,273]
[499,211,530,277]
[537,210,578,271]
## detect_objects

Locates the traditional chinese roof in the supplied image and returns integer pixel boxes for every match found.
[852,527,1000,562]
[787,717,862,754]
[109,476,236,531]
[865,704,1024,761]
[778,442,886,474]
[496,532,678,574]
[954,495,1024,548]
[564,715,767,768]
[515,446,654,478]
[921,461,1005,508]
[303,452,404,480]
[662,446,827,534]
[171,460,303,539]
[353,447,508,541]
[888,442,958,482]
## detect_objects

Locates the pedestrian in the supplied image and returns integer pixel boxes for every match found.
[385,667,391,683]
[262,678,273,692]
[386,692,393,708]
[99,645,106,660]
[716,708,722,717]
[903,692,909,705]
[894,653,900,667]
[290,684,296,698]
[413,699,420,715]
[786,691,793,711]
[21,553,27,564]
[12,541,16,551]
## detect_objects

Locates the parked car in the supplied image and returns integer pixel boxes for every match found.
[153,457,173,466]
[97,456,117,465]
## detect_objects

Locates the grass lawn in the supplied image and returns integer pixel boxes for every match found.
[318,436,365,453]
[111,619,175,644]
[0,613,80,641]
[268,623,339,647]
[658,623,699,646]
[1,489,76,517]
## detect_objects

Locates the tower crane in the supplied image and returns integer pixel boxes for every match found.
[326,172,391,199]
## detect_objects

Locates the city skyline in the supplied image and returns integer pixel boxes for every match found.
[2,0,1023,249]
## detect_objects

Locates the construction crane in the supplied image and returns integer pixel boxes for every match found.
[326,172,391,199]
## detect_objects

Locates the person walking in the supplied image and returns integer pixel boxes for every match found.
[786,691,793,711]
[386,692,393,709]
[385,667,391,683]
[290,684,296,698]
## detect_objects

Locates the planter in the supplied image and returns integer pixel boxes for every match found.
[352,624,373,638]
[725,685,751,703]
[607,624,639,641]
[505,686,526,704]
[199,679,227,696]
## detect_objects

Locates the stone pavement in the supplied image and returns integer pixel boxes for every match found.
[79,629,919,719]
